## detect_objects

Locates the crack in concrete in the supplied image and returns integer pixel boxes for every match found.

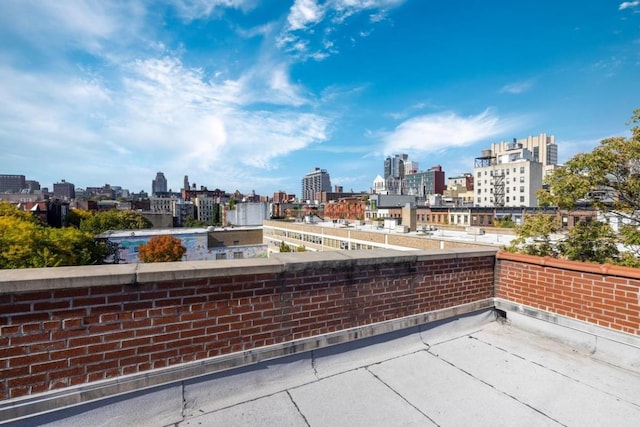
[425,342,567,427]
[365,366,441,427]
[286,390,311,427]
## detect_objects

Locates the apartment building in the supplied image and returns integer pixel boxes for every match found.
[474,146,543,207]
[301,167,331,202]
[473,132,556,208]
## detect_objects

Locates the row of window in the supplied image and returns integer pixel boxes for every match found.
[477,166,526,178]
[477,186,526,194]
[477,196,526,203]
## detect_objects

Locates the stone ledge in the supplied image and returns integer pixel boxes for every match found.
[0,249,497,292]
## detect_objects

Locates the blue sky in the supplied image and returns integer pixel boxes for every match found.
[1,1,639,197]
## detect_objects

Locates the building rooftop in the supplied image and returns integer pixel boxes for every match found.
[18,309,640,427]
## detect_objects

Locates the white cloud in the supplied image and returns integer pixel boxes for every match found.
[0,1,147,55]
[500,79,535,94]
[619,1,640,10]
[279,0,406,60]
[381,109,522,155]
[168,0,256,21]
[287,0,325,31]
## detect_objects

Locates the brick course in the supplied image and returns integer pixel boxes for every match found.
[496,252,640,336]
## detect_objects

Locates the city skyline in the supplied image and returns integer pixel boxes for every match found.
[1,1,639,196]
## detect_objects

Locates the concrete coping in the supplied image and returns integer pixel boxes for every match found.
[497,250,640,280]
[0,248,497,293]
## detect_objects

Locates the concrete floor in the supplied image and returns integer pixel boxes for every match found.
[17,311,640,427]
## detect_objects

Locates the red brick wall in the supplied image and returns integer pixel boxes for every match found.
[0,252,494,400]
[496,252,640,336]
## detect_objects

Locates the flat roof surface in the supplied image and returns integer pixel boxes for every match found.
[310,221,515,247]
[29,311,640,427]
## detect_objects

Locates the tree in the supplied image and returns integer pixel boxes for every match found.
[80,209,152,235]
[138,235,186,263]
[66,208,93,228]
[493,215,515,228]
[537,109,640,265]
[506,214,560,257]
[0,203,105,269]
[557,220,618,263]
[279,241,292,252]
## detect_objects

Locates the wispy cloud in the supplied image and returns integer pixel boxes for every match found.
[500,79,535,94]
[0,0,331,192]
[619,1,640,10]
[381,109,523,155]
[168,0,257,21]
[278,0,405,60]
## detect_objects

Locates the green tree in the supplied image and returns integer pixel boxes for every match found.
[138,235,186,263]
[185,217,207,228]
[506,214,560,257]
[279,241,292,252]
[493,215,515,228]
[80,209,152,235]
[66,208,93,228]
[0,207,105,269]
[538,109,640,264]
[557,220,618,263]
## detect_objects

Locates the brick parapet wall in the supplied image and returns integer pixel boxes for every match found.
[0,249,495,401]
[496,251,640,336]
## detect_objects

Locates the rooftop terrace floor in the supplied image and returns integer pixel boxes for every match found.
[19,311,640,427]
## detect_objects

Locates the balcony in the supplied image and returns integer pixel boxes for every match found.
[1,249,639,425]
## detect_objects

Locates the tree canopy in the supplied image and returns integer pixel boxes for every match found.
[138,235,186,263]
[79,209,152,235]
[511,110,640,266]
[0,202,106,269]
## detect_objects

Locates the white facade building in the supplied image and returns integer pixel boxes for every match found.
[473,133,556,207]
[490,133,557,177]
[474,147,543,207]
[226,202,270,226]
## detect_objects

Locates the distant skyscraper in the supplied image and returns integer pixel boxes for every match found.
[384,154,408,179]
[53,180,75,200]
[152,172,168,196]
[0,174,26,193]
[301,167,331,202]
[184,175,190,191]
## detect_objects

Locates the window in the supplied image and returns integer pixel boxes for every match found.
[520,186,525,193]
[520,176,525,183]
[233,252,244,259]
[520,196,525,203]
[477,172,481,178]
[520,166,525,173]
[216,253,227,260]
[506,196,510,202]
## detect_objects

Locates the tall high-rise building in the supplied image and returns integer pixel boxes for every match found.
[152,172,168,196]
[184,175,190,191]
[301,167,331,202]
[384,154,408,179]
